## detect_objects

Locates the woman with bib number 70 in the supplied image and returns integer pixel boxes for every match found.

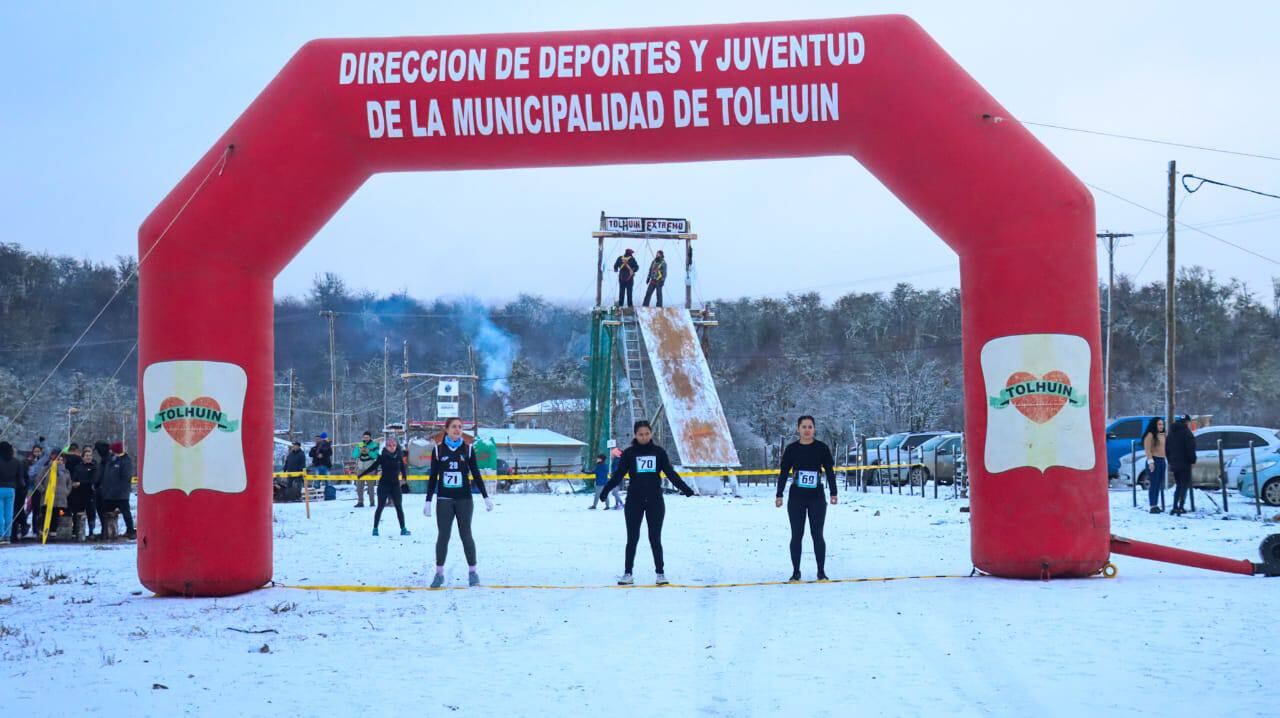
[776,415,837,582]
[425,418,492,588]
[599,420,695,586]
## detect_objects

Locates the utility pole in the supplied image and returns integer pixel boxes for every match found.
[1097,230,1132,420]
[468,345,479,432]
[1165,161,1177,424]
[287,368,295,440]
[320,310,338,446]
[402,340,410,430]
[382,337,389,433]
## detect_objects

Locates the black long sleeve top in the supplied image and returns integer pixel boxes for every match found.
[358,446,408,483]
[427,441,487,501]
[776,440,837,498]
[600,442,693,498]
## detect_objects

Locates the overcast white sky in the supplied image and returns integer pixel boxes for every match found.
[3,1,1277,307]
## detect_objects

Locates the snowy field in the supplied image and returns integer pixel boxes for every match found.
[2,484,1277,717]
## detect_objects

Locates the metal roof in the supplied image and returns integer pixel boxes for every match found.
[474,427,586,448]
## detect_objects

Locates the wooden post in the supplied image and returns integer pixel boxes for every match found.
[1166,160,1177,425]
[304,476,311,519]
[597,211,606,308]
[684,232,693,310]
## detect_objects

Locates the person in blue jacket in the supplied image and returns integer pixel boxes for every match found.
[589,453,612,509]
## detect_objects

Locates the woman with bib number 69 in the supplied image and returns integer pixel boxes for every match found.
[425,418,492,588]
[776,415,837,582]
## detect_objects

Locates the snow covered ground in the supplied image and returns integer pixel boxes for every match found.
[2,485,1277,717]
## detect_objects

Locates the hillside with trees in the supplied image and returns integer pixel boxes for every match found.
[1,241,1277,465]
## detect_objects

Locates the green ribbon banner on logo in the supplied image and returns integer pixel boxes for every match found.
[146,405,240,433]
[989,380,1086,409]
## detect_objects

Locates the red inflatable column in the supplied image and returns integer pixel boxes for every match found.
[962,234,1110,579]
[137,265,274,596]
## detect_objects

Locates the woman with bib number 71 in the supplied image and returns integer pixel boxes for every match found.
[425,418,492,588]
[776,415,837,582]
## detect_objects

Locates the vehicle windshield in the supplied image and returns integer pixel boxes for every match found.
[882,433,908,449]
[919,436,946,451]
[866,438,884,450]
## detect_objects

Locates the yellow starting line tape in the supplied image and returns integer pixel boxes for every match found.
[275,575,966,592]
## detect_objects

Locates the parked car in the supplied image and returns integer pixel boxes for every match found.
[878,431,949,485]
[1103,415,1161,478]
[1226,449,1280,506]
[908,433,963,485]
[847,437,885,466]
[1117,425,1280,489]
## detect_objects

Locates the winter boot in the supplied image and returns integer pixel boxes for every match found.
[430,573,445,589]
[617,573,634,586]
[655,573,669,586]
[103,511,119,541]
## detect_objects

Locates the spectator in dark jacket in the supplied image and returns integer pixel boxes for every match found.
[614,249,640,308]
[98,442,136,539]
[309,433,333,475]
[1165,415,1197,516]
[67,446,98,538]
[281,441,307,501]
[24,440,46,536]
[0,441,23,543]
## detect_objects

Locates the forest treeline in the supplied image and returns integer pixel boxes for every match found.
[1,241,1277,464]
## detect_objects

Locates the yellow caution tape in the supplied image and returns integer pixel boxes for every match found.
[268,464,923,482]
[275,574,965,592]
[127,464,923,485]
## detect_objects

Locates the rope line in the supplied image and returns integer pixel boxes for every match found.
[0,145,233,440]
[274,574,967,592]
[1018,120,1280,162]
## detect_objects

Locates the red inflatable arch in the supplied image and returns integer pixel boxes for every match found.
[137,15,1104,596]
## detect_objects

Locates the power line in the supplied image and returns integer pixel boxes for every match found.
[1086,182,1280,266]
[1017,119,1280,162]
[1182,174,1280,201]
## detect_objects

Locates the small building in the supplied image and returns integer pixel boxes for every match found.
[509,398,589,429]
[475,427,587,474]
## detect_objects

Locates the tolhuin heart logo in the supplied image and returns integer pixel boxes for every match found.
[988,370,1085,424]
[147,396,240,448]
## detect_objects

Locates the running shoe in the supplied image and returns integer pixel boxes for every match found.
[469,571,480,587]
[617,573,634,586]
[430,574,445,588]
[372,527,379,536]
[789,571,801,583]
[400,527,411,536]
[655,573,669,586]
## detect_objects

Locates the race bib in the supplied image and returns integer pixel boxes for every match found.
[797,470,820,489]
[443,471,464,489]
[636,456,657,473]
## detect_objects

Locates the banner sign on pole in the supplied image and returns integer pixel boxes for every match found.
[437,380,459,397]
[437,401,460,417]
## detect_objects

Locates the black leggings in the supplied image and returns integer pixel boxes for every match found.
[436,498,476,565]
[624,492,666,573]
[787,491,827,573]
[374,479,404,529]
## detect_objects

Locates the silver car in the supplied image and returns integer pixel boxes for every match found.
[909,433,963,485]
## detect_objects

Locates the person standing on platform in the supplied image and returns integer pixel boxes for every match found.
[642,250,667,308]
[614,249,639,308]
